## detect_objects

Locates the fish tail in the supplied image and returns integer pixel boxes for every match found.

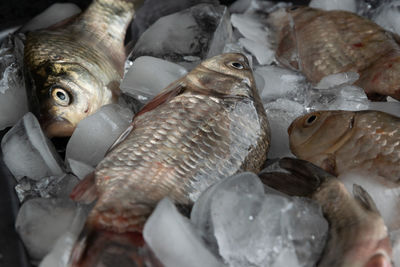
[69,220,161,267]
[259,157,333,196]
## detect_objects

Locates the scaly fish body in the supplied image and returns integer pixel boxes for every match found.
[70,53,270,266]
[24,0,144,137]
[288,110,400,182]
[270,6,400,100]
[260,158,393,267]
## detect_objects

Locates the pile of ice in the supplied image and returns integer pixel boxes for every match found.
[1,0,400,266]
[144,172,328,267]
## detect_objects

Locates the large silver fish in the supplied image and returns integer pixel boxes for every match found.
[269,6,400,101]
[69,53,270,266]
[24,0,144,137]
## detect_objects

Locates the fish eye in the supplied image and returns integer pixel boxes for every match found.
[304,114,318,126]
[51,87,71,106]
[229,61,244,70]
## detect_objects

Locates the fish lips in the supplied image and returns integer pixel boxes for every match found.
[39,115,75,137]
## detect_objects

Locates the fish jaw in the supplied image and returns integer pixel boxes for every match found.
[288,110,356,160]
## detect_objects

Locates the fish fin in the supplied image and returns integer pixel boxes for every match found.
[69,225,162,267]
[259,157,333,196]
[70,172,98,204]
[106,124,134,155]
[352,184,380,214]
[134,81,185,118]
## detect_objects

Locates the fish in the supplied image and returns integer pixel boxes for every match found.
[69,53,270,266]
[288,110,400,182]
[268,6,400,101]
[23,0,144,137]
[259,157,393,267]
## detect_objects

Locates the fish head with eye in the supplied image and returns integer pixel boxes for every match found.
[187,53,257,99]
[25,60,111,137]
[288,110,356,159]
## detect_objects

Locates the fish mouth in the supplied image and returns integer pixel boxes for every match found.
[364,253,392,267]
[40,117,76,138]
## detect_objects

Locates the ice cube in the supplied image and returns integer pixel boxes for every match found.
[197,172,328,267]
[130,0,219,43]
[264,99,306,158]
[39,205,89,267]
[367,101,400,117]
[129,4,233,69]
[65,104,133,167]
[339,170,400,231]
[66,158,94,180]
[0,34,29,130]
[121,56,187,101]
[1,112,65,181]
[314,72,360,90]
[308,85,369,111]
[372,0,400,35]
[309,0,357,12]
[19,3,81,33]
[231,13,275,65]
[144,198,225,267]
[255,65,308,104]
[15,198,78,261]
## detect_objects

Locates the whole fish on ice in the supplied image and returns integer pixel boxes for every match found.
[260,158,393,267]
[69,53,270,266]
[269,6,400,101]
[24,0,144,137]
[288,110,400,182]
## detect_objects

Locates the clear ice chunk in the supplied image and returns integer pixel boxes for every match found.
[130,0,219,43]
[1,112,65,181]
[15,198,78,261]
[129,4,233,69]
[372,0,400,35]
[19,3,81,33]
[143,198,225,267]
[39,205,89,267]
[121,56,187,101]
[231,13,275,65]
[367,101,400,117]
[0,34,29,130]
[65,104,133,167]
[15,174,79,202]
[264,99,306,158]
[192,172,328,267]
[314,72,360,90]
[309,0,357,12]
[255,65,308,104]
[308,85,369,111]
[66,158,94,180]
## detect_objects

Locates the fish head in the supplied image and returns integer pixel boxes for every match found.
[24,33,116,137]
[288,110,356,159]
[187,53,257,99]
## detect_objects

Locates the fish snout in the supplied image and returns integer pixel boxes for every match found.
[365,254,392,267]
[39,116,75,137]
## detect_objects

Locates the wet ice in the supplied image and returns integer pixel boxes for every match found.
[144,198,225,267]
[129,4,232,69]
[65,104,133,167]
[121,56,187,101]
[0,34,29,130]
[1,112,65,181]
[191,172,328,267]
[15,198,79,261]
[309,0,357,12]
[371,0,400,35]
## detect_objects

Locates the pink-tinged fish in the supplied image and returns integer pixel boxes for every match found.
[24,0,144,137]
[260,158,393,267]
[69,53,270,266]
[288,110,400,183]
[269,6,400,101]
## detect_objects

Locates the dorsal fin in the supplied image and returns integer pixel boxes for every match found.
[352,184,380,214]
